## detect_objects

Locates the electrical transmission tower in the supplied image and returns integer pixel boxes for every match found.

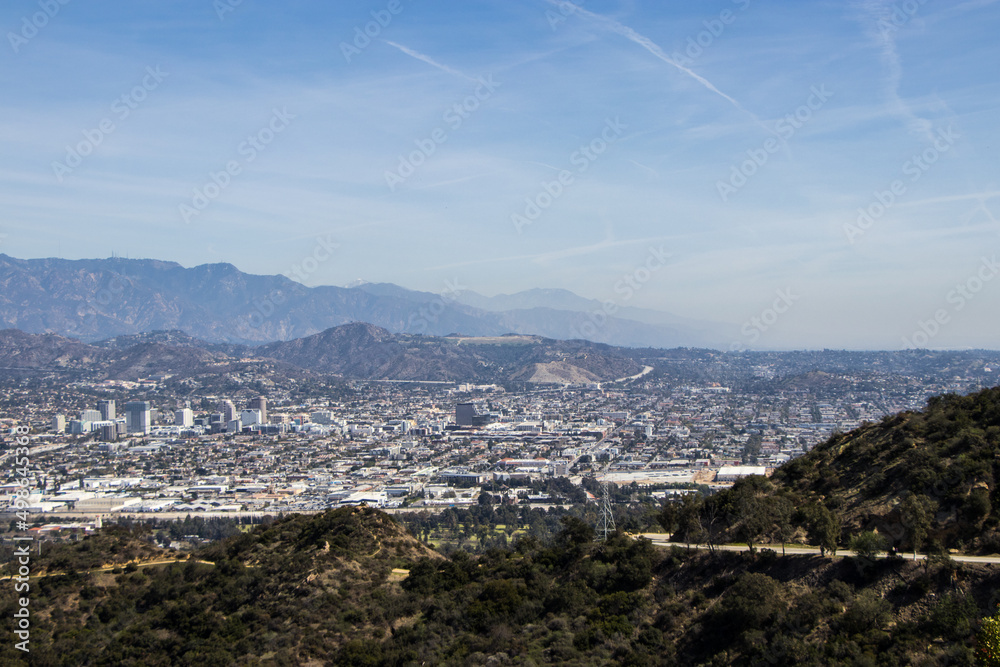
[600,461,616,540]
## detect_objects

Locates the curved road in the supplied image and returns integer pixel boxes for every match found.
[614,365,654,383]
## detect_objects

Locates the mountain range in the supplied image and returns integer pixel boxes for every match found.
[0,254,733,348]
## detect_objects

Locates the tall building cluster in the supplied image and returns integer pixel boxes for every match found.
[50,396,270,440]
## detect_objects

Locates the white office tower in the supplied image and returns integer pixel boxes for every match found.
[240,409,262,426]
[52,414,66,433]
[175,408,194,427]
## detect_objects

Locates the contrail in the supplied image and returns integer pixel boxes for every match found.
[551,0,777,138]
[855,0,934,141]
[384,41,476,82]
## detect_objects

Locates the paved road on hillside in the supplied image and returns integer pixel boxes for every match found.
[638,534,1000,564]
[614,365,654,383]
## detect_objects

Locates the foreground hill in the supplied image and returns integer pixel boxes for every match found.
[773,386,1000,553]
[0,507,440,665]
[1,507,997,665]
[661,386,1000,565]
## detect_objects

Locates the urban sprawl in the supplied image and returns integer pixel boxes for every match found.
[2,361,990,532]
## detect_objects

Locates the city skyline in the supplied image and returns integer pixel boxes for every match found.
[1,1,999,349]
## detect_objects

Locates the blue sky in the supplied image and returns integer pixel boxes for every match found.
[1,0,999,349]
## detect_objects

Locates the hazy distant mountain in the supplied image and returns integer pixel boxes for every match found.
[450,286,726,333]
[450,287,593,312]
[0,254,733,347]
[351,283,734,348]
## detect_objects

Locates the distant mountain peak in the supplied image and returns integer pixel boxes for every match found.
[0,254,733,348]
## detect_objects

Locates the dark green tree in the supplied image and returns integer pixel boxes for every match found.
[849,530,887,561]
[806,504,840,556]
[900,492,937,560]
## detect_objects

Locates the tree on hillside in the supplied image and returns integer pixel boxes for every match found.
[849,531,887,564]
[557,516,594,549]
[901,492,937,560]
[657,498,679,536]
[773,496,796,556]
[729,476,773,554]
[659,493,705,550]
[978,606,1000,666]
[736,494,771,554]
[701,493,727,553]
[806,504,841,556]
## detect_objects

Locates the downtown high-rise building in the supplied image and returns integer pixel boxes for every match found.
[249,396,268,423]
[240,409,262,426]
[125,401,151,435]
[174,408,194,427]
[218,400,237,423]
[98,399,116,421]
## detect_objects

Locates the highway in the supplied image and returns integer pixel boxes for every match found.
[0,440,75,466]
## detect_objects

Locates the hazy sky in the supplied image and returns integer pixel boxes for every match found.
[1,0,999,350]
